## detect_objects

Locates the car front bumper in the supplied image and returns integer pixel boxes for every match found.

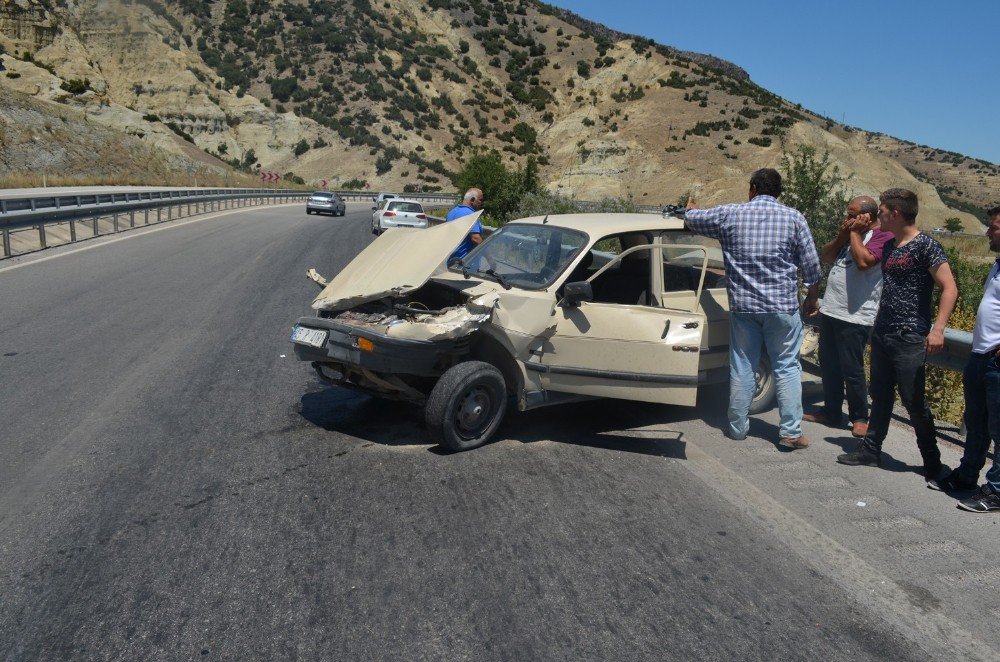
[290,317,468,376]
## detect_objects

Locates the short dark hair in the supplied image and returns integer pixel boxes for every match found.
[880,188,919,223]
[987,204,1000,219]
[749,168,782,198]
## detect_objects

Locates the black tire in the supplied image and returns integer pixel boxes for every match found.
[748,354,776,414]
[306,209,313,215]
[425,361,506,451]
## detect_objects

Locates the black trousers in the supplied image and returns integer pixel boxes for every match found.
[817,313,871,424]
[862,330,941,470]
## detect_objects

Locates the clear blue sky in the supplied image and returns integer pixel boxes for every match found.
[548,0,999,164]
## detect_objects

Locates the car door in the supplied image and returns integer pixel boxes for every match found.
[532,244,707,406]
[658,232,729,373]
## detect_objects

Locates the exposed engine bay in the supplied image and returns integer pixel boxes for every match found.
[317,280,496,341]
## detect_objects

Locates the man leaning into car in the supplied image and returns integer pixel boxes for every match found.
[685,169,822,449]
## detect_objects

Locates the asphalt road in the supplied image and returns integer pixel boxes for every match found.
[0,204,992,660]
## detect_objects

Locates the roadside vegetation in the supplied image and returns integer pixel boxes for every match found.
[780,145,989,425]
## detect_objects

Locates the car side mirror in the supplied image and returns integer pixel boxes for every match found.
[559,281,593,307]
[371,206,377,211]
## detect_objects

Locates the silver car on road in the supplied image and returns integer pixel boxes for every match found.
[306,192,346,217]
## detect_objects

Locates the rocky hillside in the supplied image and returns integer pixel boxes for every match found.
[1,0,995,229]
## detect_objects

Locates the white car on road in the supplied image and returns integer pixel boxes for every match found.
[371,199,428,235]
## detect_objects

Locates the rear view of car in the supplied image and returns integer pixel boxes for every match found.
[372,199,427,235]
[307,192,346,216]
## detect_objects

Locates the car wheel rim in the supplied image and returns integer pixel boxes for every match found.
[455,386,493,437]
[754,367,769,399]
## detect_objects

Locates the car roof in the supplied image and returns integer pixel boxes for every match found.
[311,191,333,195]
[510,213,686,234]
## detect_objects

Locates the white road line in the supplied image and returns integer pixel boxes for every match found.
[0,203,302,274]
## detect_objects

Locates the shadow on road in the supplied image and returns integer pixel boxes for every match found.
[299,381,688,458]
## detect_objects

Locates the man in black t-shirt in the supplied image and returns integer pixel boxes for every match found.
[838,189,958,481]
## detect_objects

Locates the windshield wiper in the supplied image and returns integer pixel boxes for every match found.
[481,268,512,290]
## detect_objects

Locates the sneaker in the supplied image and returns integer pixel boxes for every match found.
[927,470,978,492]
[837,446,880,467]
[851,420,868,438]
[923,462,945,483]
[779,436,810,450]
[957,486,1000,513]
[803,411,838,427]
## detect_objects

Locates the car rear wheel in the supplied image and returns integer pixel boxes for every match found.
[748,354,776,414]
[425,361,506,452]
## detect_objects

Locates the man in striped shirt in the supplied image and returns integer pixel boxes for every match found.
[685,168,822,448]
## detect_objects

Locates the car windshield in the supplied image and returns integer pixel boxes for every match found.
[389,202,423,213]
[454,223,588,289]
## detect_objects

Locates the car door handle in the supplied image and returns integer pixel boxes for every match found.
[661,320,670,339]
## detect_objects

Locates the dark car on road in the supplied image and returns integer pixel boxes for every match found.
[306,192,346,216]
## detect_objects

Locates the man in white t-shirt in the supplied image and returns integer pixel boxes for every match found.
[804,196,893,438]
[929,206,1000,513]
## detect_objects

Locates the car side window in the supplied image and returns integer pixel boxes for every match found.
[587,232,654,306]
[660,232,726,291]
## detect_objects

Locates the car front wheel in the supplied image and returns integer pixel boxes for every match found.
[425,361,507,452]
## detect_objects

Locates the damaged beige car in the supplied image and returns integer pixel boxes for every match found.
[291,212,776,451]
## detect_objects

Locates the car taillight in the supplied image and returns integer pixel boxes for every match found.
[416,214,426,219]
[383,211,396,216]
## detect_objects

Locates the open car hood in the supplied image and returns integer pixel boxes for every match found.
[311,212,481,311]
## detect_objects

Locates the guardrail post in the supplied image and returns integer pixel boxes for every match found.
[129,211,135,228]
[92,216,99,236]
[144,208,149,225]
[113,213,119,232]
[38,224,47,248]
[69,218,77,242]
[2,229,10,257]
[168,206,173,221]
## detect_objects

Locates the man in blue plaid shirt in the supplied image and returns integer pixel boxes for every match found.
[685,168,821,448]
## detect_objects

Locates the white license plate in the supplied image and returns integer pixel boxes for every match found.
[290,325,328,348]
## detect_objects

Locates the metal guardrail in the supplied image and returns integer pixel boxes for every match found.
[0,187,310,258]
[929,328,974,371]
[333,191,458,204]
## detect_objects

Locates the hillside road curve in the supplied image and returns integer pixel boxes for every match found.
[0,204,996,660]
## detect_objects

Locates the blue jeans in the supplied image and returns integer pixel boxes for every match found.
[729,312,805,439]
[958,352,1000,494]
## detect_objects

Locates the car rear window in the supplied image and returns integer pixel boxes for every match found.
[311,192,332,198]
[388,202,423,213]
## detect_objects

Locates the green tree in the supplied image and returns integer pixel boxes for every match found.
[780,145,850,249]
[520,155,540,196]
[452,151,540,224]
[944,216,963,233]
